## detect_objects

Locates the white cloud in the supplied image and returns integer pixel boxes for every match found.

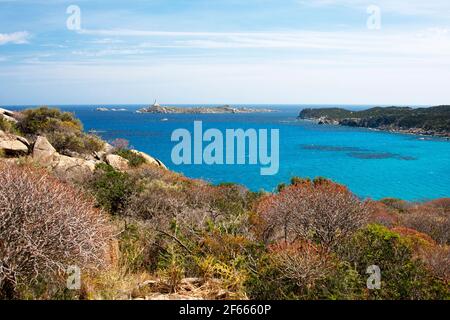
[72,48,146,57]
[1,60,449,105]
[0,31,30,45]
[73,28,450,65]
[297,0,450,17]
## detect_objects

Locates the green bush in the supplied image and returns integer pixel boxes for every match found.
[0,116,20,134]
[244,242,363,300]
[115,149,146,167]
[245,253,289,299]
[88,164,136,214]
[339,224,449,299]
[16,107,103,155]
[119,222,158,274]
[17,107,82,135]
[48,132,104,155]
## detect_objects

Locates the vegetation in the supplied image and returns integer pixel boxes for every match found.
[115,149,146,167]
[110,139,147,167]
[0,116,20,135]
[299,105,450,135]
[16,107,104,155]
[0,163,113,299]
[0,108,448,300]
[256,179,370,248]
[88,163,136,214]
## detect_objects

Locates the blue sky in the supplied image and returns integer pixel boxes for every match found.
[0,0,449,105]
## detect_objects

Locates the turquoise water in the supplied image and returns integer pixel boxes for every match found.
[9,105,450,201]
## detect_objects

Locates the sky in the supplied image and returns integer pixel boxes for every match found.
[0,0,449,106]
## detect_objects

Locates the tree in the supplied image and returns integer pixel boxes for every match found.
[256,179,370,248]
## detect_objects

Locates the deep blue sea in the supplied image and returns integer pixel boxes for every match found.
[8,105,450,201]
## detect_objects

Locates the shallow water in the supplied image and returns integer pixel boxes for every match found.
[9,105,450,201]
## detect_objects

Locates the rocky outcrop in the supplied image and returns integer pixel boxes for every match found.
[0,108,19,124]
[106,154,129,171]
[131,150,168,169]
[32,136,57,166]
[94,142,114,162]
[52,155,97,181]
[316,117,340,125]
[2,106,167,181]
[31,136,98,181]
[0,130,29,156]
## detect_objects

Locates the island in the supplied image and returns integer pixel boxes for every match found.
[298,105,450,138]
[137,102,275,114]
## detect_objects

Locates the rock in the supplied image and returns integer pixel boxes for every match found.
[52,155,97,181]
[94,151,107,161]
[94,143,114,161]
[64,150,97,161]
[131,150,167,169]
[1,114,18,124]
[0,108,16,118]
[32,136,98,181]
[0,139,29,155]
[0,108,18,123]
[103,143,114,154]
[0,132,29,156]
[32,136,57,167]
[16,136,30,149]
[106,154,129,171]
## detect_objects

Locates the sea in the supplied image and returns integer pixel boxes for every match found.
[7,104,450,202]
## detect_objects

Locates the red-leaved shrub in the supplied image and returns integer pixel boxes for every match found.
[256,180,370,248]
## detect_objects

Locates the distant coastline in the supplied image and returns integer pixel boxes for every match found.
[298,106,450,139]
[137,104,276,114]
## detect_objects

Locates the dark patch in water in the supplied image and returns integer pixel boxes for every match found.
[302,145,368,152]
[302,144,417,161]
[348,152,395,159]
[397,155,418,161]
[348,152,417,161]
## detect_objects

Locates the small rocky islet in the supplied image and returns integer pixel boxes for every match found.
[136,102,276,114]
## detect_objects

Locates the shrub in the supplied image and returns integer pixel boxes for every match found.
[0,116,19,135]
[88,163,136,214]
[110,139,146,168]
[0,163,113,299]
[367,201,400,227]
[269,242,335,289]
[115,149,146,167]
[380,198,411,213]
[339,224,448,299]
[17,107,82,135]
[400,202,450,245]
[418,245,450,281]
[118,221,158,274]
[111,138,130,150]
[256,179,370,248]
[16,107,103,155]
[246,241,340,300]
